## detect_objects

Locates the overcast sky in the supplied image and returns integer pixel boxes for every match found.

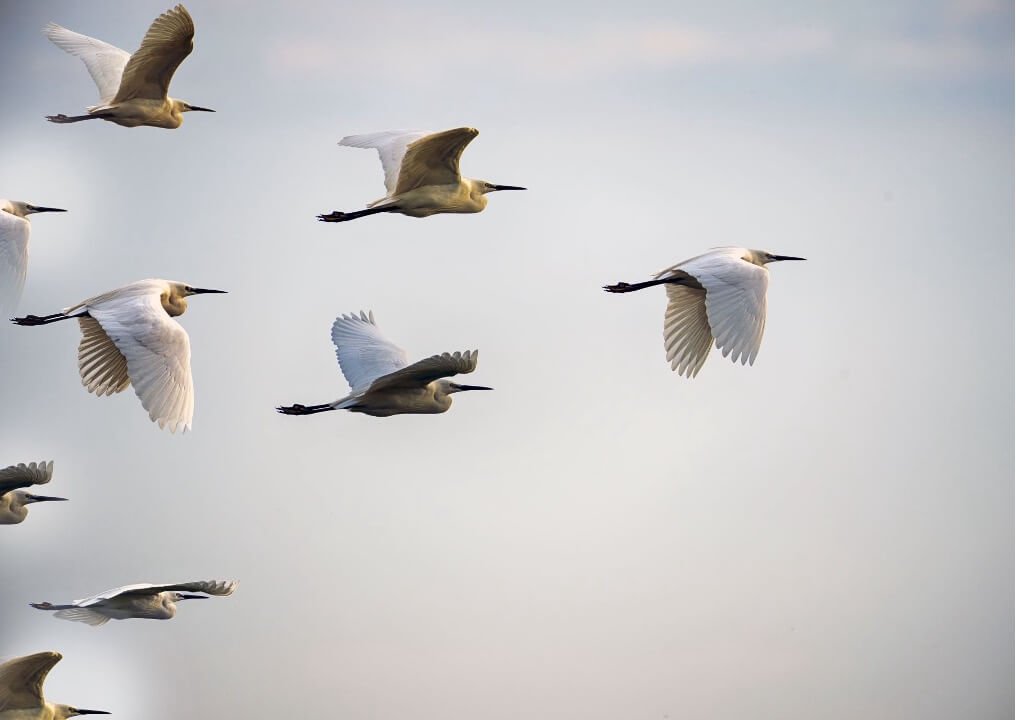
[0,0,1013,718]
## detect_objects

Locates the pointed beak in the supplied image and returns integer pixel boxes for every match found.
[25,494,68,504]
[73,710,111,716]
[189,288,227,295]
[491,184,526,191]
[769,254,806,262]
[179,594,209,600]
[187,105,215,112]
[27,206,67,214]
[456,384,494,391]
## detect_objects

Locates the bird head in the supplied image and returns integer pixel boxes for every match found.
[477,180,527,195]
[748,249,807,266]
[442,381,494,394]
[1,199,67,219]
[177,100,215,114]
[53,705,111,718]
[19,491,69,505]
[162,282,227,317]
[171,592,209,602]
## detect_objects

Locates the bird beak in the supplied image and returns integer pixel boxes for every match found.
[24,494,69,504]
[187,105,215,112]
[27,205,68,214]
[768,254,806,261]
[456,384,493,391]
[189,288,227,295]
[73,710,111,716]
[179,594,208,600]
[491,185,526,191]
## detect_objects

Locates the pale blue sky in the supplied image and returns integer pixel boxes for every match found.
[0,1,1013,718]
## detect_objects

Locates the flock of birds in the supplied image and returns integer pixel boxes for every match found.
[1,4,805,717]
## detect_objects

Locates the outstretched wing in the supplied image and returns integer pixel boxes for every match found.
[339,130,430,196]
[697,256,769,366]
[662,284,713,378]
[368,350,478,392]
[0,461,54,496]
[87,292,194,433]
[395,127,479,195]
[330,311,410,394]
[0,651,61,711]
[119,579,238,597]
[78,317,132,396]
[0,211,29,316]
[44,23,130,104]
[113,4,195,103]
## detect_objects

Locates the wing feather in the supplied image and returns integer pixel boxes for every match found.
[52,608,110,626]
[0,211,29,316]
[77,317,131,396]
[368,350,479,392]
[330,311,410,393]
[44,23,130,104]
[0,651,61,711]
[395,127,478,195]
[0,461,54,496]
[662,285,713,378]
[698,258,769,365]
[113,4,195,103]
[339,130,430,196]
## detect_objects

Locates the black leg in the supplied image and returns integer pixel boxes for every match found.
[317,206,397,223]
[602,278,681,293]
[11,312,82,326]
[276,403,337,415]
[46,113,106,124]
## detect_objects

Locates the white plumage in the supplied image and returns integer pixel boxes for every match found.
[0,200,66,316]
[0,461,66,526]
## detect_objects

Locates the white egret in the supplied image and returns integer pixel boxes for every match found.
[0,200,67,315]
[317,127,525,223]
[278,310,491,417]
[0,652,109,718]
[12,279,226,433]
[30,580,238,627]
[0,461,66,526]
[45,5,214,129]
[604,247,805,377]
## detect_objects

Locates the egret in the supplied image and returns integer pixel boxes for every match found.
[45,5,214,129]
[0,461,66,526]
[30,580,238,627]
[0,200,67,315]
[0,652,109,718]
[277,310,491,417]
[604,247,805,377]
[317,127,525,223]
[12,279,226,433]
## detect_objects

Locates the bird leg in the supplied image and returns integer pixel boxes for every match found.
[11,312,83,326]
[29,602,75,611]
[317,206,397,223]
[46,113,107,124]
[276,403,337,415]
[603,278,682,293]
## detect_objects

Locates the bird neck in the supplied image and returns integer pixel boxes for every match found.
[161,291,188,317]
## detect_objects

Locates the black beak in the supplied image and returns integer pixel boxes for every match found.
[188,105,215,112]
[491,185,526,191]
[179,594,208,600]
[190,288,227,295]
[74,710,112,716]
[28,206,67,213]
[457,384,494,391]
[26,494,69,503]
[769,254,806,261]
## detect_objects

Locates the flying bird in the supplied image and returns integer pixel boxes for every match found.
[30,580,238,626]
[278,310,491,417]
[0,461,66,526]
[0,651,109,718]
[317,127,525,223]
[45,4,214,129]
[12,279,226,433]
[0,200,66,315]
[604,247,805,377]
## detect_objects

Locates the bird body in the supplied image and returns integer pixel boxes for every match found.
[0,652,109,718]
[31,580,238,626]
[45,5,214,129]
[0,462,66,526]
[278,311,491,417]
[12,279,226,433]
[604,247,805,377]
[0,200,66,315]
[318,127,525,222]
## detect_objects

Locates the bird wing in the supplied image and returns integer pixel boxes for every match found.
[119,579,239,597]
[330,311,410,394]
[697,256,769,366]
[0,651,61,711]
[44,23,131,104]
[112,4,195,103]
[368,350,479,392]
[77,317,132,396]
[339,130,430,196]
[87,292,194,432]
[394,127,479,195]
[662,284,713,378]
[52,608,111,626]
[0,461,54,496]
[0,210,29,316]
[72,582,160,605]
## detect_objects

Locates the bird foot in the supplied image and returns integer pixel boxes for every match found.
[45,114,72,123]
[317,211,350,223]
[603,282,633,293]
[12,314,55,326]
[29,602,54,609]
[277,404,307,415]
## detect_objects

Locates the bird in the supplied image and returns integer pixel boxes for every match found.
[317,127,525,223]
[11,279,226,433]
[44,4,214,129]
[0,461,66,526]
[604,247,805,377]
[30,580,238,626]
[0,200,67,315]
[277,310,492,417]
[0,651,109,718]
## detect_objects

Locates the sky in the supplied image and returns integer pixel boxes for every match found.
[0,0,1013,718]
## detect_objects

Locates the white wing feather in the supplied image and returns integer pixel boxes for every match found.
[330,311,410,394]
[368,350,479,392]
[85,291,194,433]
[0,461,54,496]
[693,252,769,366]
[0,211,29,316]
[661,285,713,378]
[52,608,110,626]
[339,130,430,196]
[44,23,130,105]
[73,579,238,605]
